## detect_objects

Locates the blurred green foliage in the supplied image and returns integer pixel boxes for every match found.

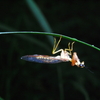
[0,0,100,100]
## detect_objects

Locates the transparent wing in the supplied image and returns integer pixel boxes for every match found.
[21,54,62,63]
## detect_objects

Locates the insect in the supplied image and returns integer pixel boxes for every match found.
[21,37,85,68]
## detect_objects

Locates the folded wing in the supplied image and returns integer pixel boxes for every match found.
[21,54,62,63]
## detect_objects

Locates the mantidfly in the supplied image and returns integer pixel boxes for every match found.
[21,36,85,68]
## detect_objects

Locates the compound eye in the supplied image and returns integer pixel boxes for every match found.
[79,64,85,68]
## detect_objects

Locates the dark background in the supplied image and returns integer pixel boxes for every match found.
[0,0,100,100]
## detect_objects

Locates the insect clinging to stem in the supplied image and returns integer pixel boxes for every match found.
[21,36,85,68]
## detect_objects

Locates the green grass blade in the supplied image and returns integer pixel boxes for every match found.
[0,31,100,51]
[26,0,52,32]
[25,0,53,45]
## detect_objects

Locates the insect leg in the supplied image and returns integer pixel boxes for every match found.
[52,36,62,54]
[65,42,75,55]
